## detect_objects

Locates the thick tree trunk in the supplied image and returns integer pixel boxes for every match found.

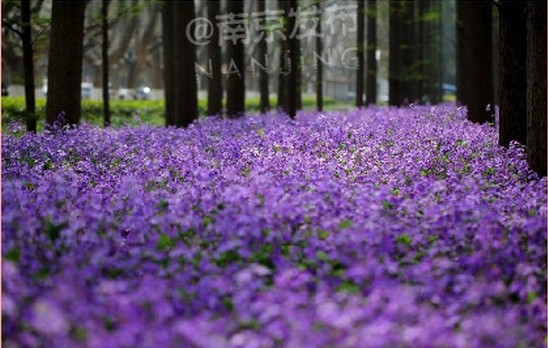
[102,0,111,127]
[175,1,198,126]
[456,0,493,124]
[356,0,365,107]
[45,0,86,127]
[257,0,270,113]
[207,0,223,116]
[455,1,466,105]
[498,1,526,147]
[526,1,547,176]
[365,0,377,106]
[21,0,36,132]
[277,0,287,111]
[163,1,198,127]
[316,1,323,111]
[226,1,245,118]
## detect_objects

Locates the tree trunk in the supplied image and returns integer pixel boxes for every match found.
[286,0,300,118]
[163,1,198,127]
[365,0,377,106]
[102,0,111,127]
[162,2,175,126]
[45,0,86,127]
[207,0,223,116]
[356,0,365,107]
[21,0,36,132]
[277,0,288,111]
[176,1,198,126]
[498,0,526,147]
[316,1,323,111]
[226,1,245,118]
[389,0,404,106]
[526,0,547,176]
[455,0,466,105]
[257,0,270,113]
[456,0,494,124]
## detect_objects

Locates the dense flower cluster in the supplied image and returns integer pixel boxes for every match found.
[3,105,546,347]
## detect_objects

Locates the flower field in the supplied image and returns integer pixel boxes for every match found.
[2,105,546,347]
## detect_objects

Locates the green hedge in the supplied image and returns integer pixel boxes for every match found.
[2,95,339,130]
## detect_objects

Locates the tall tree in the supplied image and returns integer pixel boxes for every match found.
[526,1,547,176]
[21,0,36,132]
[226,0,245,118]
[257,0,270,113]
[498,0,526,147]
[278,0,288,111]
[163,1,197,127]
[102,0,111,127]
[162,1,175,126]
[456,0,493,124]
[315,1,323,111]
[389,0,405,106]
[286,0,300,118]
[356,0,365,107]
[207,0,223,116]
[45,0,86,127]
[365,0,377,106]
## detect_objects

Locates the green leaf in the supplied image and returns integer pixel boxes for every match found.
[527,291,538,304]
[396,233,412,246]
[318,229,330,240]
[156,233,175,251]
[338,219,353,229]
[5,247,20,263]
[337,281,361,293]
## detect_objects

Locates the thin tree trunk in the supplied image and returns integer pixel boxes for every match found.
[316,1,323,111]
[286,0,299,118]
[21,0,36,132]
[45,0,86,127]
[102,0,111,127]
[257,0,270,113]
[207,0,223,116]
[277,0,287,111]
[162,1,175,126]
[356,0,365,107]
[365,0,377,106]
[526,0,547,176]
[226,1,245,118]
[498,0,526,147]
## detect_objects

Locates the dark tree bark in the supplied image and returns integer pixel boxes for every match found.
[455,0,466,105]
[410,0,423,103]
[277,0,288,111]
[316,1,323,111]
[21,0,36,132]
[207,0,223,116]
[45,0,86,127]
[365,0,377,106]
[163,1,198,127]
[356,0,365,107]
[162,1,175,126]
[257,0,270,113]
[498,0,526,147]
[389,0,404,106]
[456,0,493,124]
[226,0,245,118]
[102,0,111,127]
[286,0,300,118]
[526,1,547,176]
